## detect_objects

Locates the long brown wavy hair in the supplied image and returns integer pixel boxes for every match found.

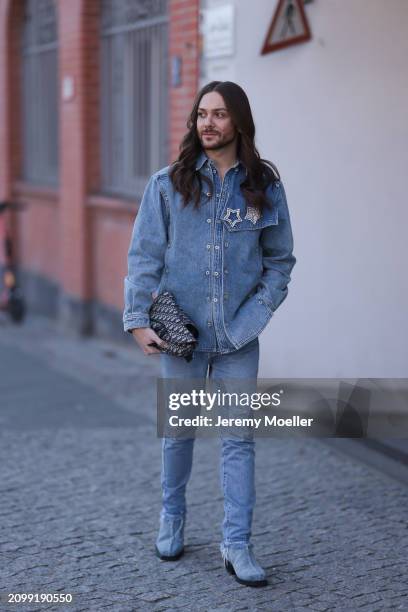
[169,81,280,212]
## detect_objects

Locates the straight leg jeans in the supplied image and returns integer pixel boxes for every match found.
[159,337,260,547]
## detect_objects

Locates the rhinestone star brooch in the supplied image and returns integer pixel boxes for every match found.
[244,206,261,225]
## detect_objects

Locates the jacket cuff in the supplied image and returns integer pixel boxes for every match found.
[257,285,288,314]
[255,287,275,314]
[123,314,150,333]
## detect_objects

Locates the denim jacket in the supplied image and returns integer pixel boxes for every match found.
[123,151,296,353]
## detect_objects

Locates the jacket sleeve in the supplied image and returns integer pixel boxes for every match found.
[123,174,169,333]
[257,181,296,312]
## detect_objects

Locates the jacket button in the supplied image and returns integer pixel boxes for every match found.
[207,218,212,223]
[205,270,210,275]
[213,297,218,302]
[213,271,219,276]
[206,244,211,249]
[206,192,211,197]
[207,321,213,327]
[214,245,220,250]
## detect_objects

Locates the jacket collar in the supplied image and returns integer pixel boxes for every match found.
[195,150,246,174]
[195,150,208,171]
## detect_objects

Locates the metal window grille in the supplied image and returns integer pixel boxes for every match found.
[21,0,59,186]
[100,0,169,198]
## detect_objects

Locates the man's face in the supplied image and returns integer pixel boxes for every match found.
[196,91,237,151]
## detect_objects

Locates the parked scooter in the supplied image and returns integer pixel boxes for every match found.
[0,200,26,323]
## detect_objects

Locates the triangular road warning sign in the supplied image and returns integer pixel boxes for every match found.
[261,0,312,55]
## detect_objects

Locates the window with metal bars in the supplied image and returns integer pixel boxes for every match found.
[21,0,59,186]
[100,0,169,199]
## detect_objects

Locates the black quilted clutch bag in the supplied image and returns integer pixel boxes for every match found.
[148,291,199,362]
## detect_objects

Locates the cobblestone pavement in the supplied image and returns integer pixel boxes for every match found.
[0,314,407,612]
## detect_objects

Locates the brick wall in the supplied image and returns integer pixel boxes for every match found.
[0,0,200,337]
[168,0,200,162]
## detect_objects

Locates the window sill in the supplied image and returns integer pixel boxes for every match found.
[12,181,58,203]
[87,193,140,215]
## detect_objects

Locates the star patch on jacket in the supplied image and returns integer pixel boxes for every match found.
[223,208,242,227]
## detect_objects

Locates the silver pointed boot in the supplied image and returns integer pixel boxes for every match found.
[155,513,185,561]
[220,542,268,587]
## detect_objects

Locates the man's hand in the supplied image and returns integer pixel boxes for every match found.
[131,327,168,355]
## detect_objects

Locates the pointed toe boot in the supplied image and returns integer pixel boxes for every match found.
[220,542,268,587]
[155,514,185,561]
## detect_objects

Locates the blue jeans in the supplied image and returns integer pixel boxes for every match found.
[159,337,260,547]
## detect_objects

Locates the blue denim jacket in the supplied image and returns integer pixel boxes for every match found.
[123,151,296,353]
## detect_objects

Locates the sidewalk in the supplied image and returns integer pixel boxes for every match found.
[0,314,407,611]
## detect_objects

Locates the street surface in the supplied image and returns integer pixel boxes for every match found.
[0,314,407,611]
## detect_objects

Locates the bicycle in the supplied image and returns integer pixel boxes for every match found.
[0,200,26,323]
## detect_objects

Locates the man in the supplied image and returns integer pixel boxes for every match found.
[123,81,296,587]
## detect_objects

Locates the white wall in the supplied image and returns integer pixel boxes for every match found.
[200,0,408,377]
